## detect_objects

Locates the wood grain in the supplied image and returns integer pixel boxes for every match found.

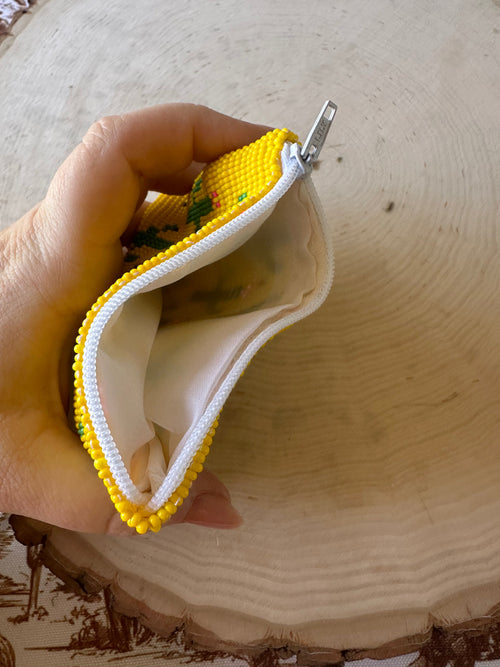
[2,0,500,657]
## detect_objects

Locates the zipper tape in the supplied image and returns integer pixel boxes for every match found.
[74,101,337,533]
[80,144,301,505]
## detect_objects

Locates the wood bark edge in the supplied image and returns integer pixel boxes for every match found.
[10,515,500,664]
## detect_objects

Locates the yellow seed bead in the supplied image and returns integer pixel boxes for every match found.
[148,515,162,531]
[120,511,132,522]
[164,501,177,515]
[193,452,206,464]
[200,444,210,456]
[93,458,107,470]
[115,501,129,513]
[185,470,198,481]
[157,508,169,521]
[177,485,190,499]
[170,493,184,507]
[98,468,110,479]
[127,513,142,528]
[110,494,122,504]
[190,462,203,474]
[136,520,149,535]
[108,485,119,495]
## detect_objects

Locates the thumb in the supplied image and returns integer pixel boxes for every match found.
[7,419,242,535]
[107,469,242,535]
[105,470,243,535]
[168,469,242,529]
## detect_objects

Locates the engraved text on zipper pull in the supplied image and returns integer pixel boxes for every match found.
[300,100,337,166]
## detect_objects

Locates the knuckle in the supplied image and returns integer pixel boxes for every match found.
[189,103,209,118]
[82,114,125,152]
[175,102,208,123]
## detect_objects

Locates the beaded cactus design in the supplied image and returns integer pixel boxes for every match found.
[124,128,297,267]
[73,128,297,534]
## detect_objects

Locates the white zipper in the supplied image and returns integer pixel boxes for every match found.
[81,102,337,508]
[149,167,334,511]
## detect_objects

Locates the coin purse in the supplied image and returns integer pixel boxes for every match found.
[73,102,336,534]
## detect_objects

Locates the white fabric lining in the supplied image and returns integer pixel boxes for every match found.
[147,182,317,468]
[96,177,323,498]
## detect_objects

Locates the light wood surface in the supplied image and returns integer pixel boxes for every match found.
[2,0,500,659]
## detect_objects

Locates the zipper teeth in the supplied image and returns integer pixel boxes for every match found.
[74,138,301,534]
[148,148,304,509]
[149,166,334,510]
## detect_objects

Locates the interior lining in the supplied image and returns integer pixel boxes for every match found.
[96,179,320,496]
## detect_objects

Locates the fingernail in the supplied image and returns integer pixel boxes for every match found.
[184,493,243,528]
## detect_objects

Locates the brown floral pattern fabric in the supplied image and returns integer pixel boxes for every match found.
[1,514,500,666]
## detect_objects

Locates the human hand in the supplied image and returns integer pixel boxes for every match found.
[0,104,269,534]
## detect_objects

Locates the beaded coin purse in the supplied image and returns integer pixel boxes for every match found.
[73,101,337,534]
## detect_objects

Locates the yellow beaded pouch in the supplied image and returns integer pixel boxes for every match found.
[73,101,337,534]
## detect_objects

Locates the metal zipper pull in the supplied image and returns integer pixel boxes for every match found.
[300,100,337,166]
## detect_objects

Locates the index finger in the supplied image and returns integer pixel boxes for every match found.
[38,103,271,249]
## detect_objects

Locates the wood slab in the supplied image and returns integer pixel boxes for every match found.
[2,0,500,660]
